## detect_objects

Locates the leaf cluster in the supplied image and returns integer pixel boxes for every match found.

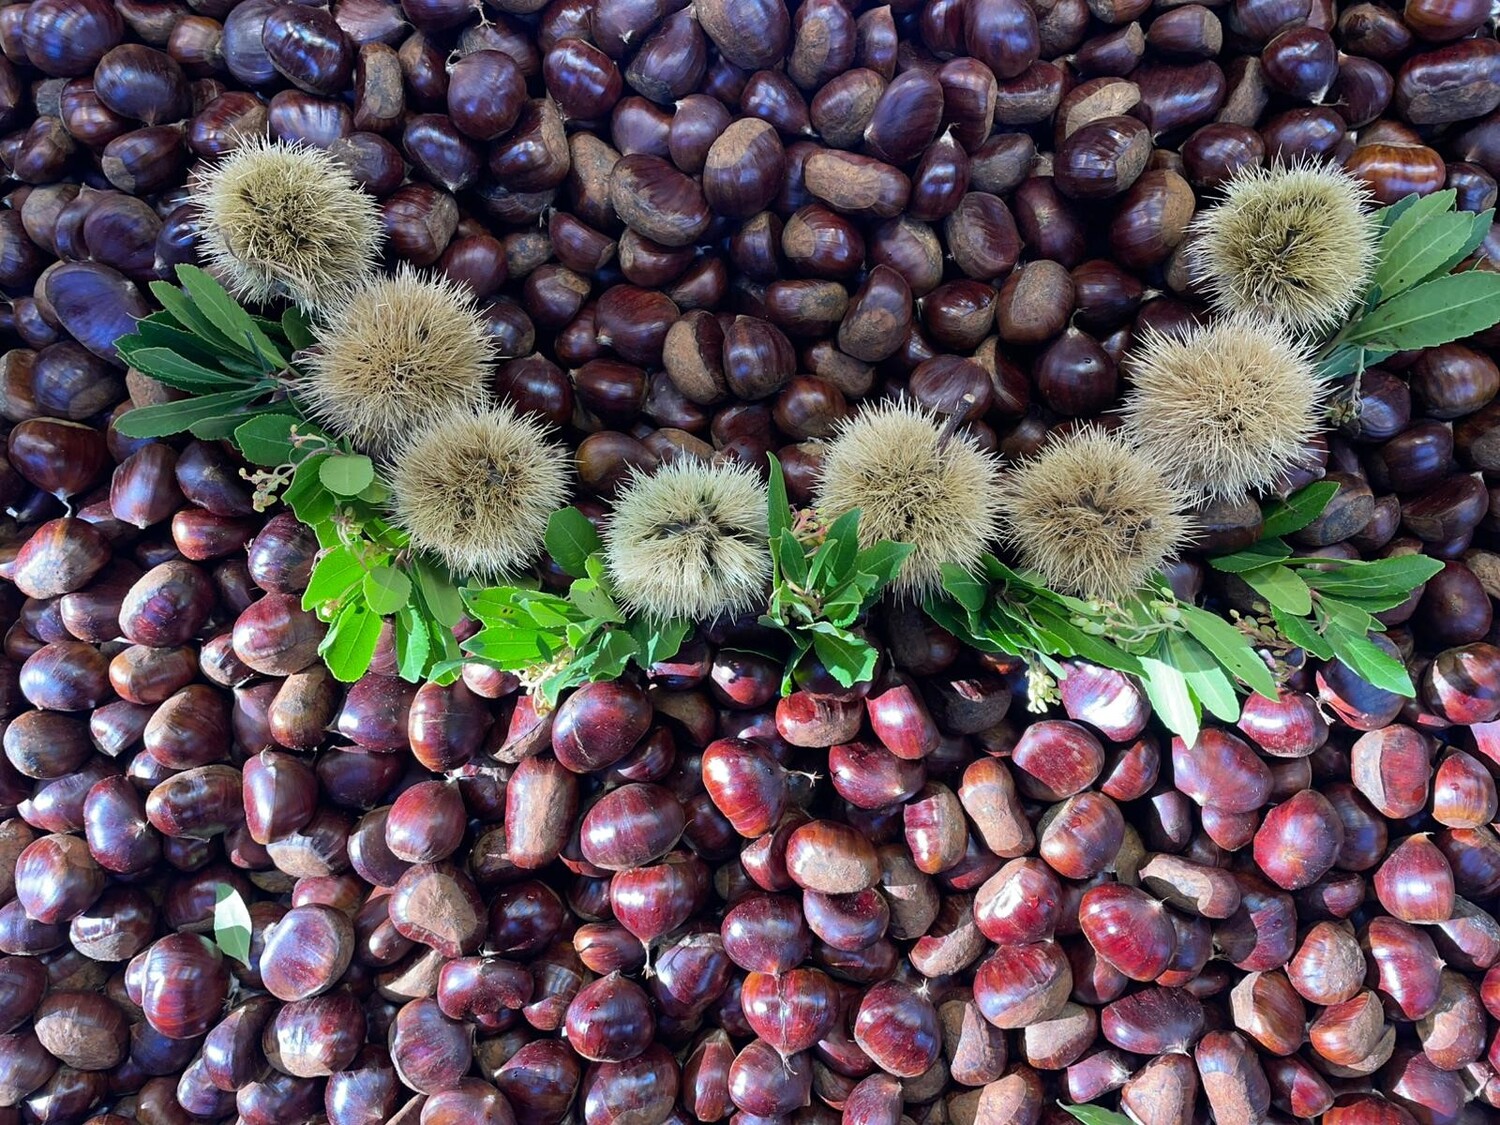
[928,553,1273,744]
[283,439,464,685]
[1208,481,1441,699]
[759,456,914,693]
[113,265,315,442]
[928,484,1439,744]
[459,508,690,708]
[1320,191,1500,379]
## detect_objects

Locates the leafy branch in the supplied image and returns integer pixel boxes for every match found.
[459,508,690,709]
[1206,482,1442,700]
[111,264,466,686]
[114,265,314,441]
[1320,190,1500,382]
[928,484,1440,744]
[760,455,914,694]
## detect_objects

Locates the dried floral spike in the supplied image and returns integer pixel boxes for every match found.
[190,137,383,309]
[389,406,571,579]
[998,426,1193,602]
[1120,315,1328,501]
[300,266,494,458]
[816,399,1003,598]
[1190,161,1377,334]
[605,460,772,622]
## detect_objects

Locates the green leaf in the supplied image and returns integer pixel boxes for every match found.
[303,544,366,611]
[359,478,391,505]
[1311,588,1419,613]
[464,585,566,624]
[284,454,336,528]
[569,578,624,623]
[1208,540,1293,573]
[234,415,299,467]
[319,454,376,496]
[1370,189,1468,298]
[1177,604,1279,699]
[127,314,249,370]
[808,621,880,688]
[282,306,316,350]
[1320,597,1377,638]
[545,507,603,578]
[363,565,412,615]
[821,578,872,626]
[1058,1105,1132,1125]
[414,560,463,628]
[587,628,639,680]
[1375,193,1421,234]
[118,346,248,392]
[538,662,590,709]
[212,884,253,969]
[1344,270,1500,352]
[113,389,268,438]
[1272,605,1335,660]
[191,406,280,441]
[631,618,690,669]
[1300,553,1443,597]
[922,598,988,650]
[176,265,286,367]
[1422,207,1494,283]
[1058,1104,1132,1125]
[320,600,383,682]
[151,280,247,358]
[1259,482,1339,539]
[235,414,324,467]
[1325,627,1415,697]
[766,453,791,543]
[1164,631,1240,723]
[1239,565,1312,616]
[515,592,584,630]
[464,626,553,668]
[941,564,989,612]
[774,529,808,587]
[1138,648,1201,745]
[856,541,914,588]
[816,509,862,586]
[979,553,1027,585]
[1029,604,1144,676]
[394,606,432,682]
[777,634,813,695]
[1318,343,1364,381]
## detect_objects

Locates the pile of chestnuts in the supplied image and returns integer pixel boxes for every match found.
[1,0,1500,1122]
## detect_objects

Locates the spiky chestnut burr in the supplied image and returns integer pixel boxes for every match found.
[605,460,772,622]
[998,426,1193,602]
[190,137,382,309]
[815,400,1003,598]
[1190,161,1377,334]
[1120,315,1328,501]
[299,267,493,458]
[389,406,571,580]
